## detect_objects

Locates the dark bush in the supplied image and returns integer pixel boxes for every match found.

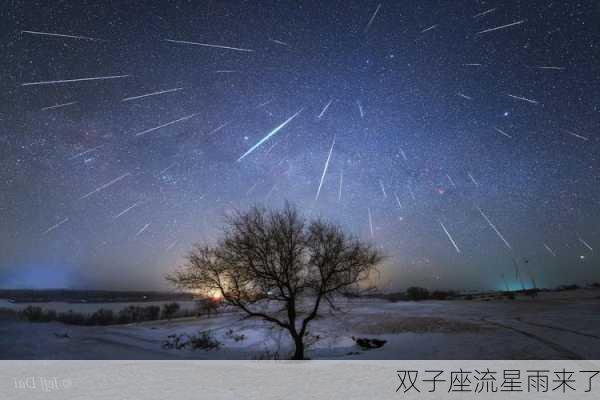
[163,331,221,351]
[20,306,57,322]
[188,331,221,350]
[161,302,181,320]
[88,308,115,325]
[117,305,161,323]
[524,288,540,298]
[431,290,455,300]
[57,310,87,325]
[556,284,579,291]
[406,287,430,301]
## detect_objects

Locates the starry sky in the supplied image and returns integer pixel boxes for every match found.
[1,0,599,291]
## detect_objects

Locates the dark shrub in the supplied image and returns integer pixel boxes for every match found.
[406,287,430,301]
[188,331,221,350]
[88,308,115,325]
[117,305,161,323]
[161,302,181,320]
[21,306,56,322]
[146,305,160,320]
[57,310,87,325]
[431,290,455,300]
[556,284,579,291]
[524,288,540,298]
[196,299,219,316]
[162,331,221,351]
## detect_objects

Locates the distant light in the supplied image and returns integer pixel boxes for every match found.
[503,112,510,117]
[580,255,586,260]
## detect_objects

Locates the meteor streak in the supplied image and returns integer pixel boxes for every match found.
[237,108,303,162]
[269,38,289,46]
[394,193,403,209]
[79,173,130,200]
[473,8,496,18]
[158,163,177,175]
[494,127,512,138]
[507,94,538,104]
[22,75,129,86]
[364,4,382,33]
[565,130,589,141]
[477,20,525,35]
[440,221,461,253]
[41,101,77,111]
[476,206,512,250]
[543,243,557,257]
[315,136,336,201]
[421,25,438,33]
[135,223,151,237]
[256,99,273,108]
[69,145,103,160]
[246,182,259,196]
[457,93,472,100]
[164,39,254,52]
[536,66,565,70]
[356,100,365,118]
[378,179,387,198]
[579,237,594,252]
[21,30,104,41]
[42,217,69,235]
[468,172,479,186]
[113,202,140,220]
[122,88,183,102]
[399,149,408,161]
[446,174,456,187]
[317,99,334,119]
[207,122,230,136]
[134,114,198,137]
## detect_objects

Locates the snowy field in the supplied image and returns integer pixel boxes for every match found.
[1,289,600,360]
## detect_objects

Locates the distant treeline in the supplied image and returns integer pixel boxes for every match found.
[368,283,600,302]
[0,289,195,303]
[0,301,218,326]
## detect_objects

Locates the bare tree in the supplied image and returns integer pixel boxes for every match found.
[167,203,383,359]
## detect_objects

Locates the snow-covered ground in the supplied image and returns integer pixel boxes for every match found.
[2,289,600,359]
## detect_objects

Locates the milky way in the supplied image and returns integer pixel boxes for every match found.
[1,1,599,290]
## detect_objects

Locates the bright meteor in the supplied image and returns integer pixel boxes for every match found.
[315,136,336,201]
[164,39,254,53]
[22,74,130,86]
[238,108,303,162]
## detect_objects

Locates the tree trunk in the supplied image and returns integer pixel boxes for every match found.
[292,335,304,360]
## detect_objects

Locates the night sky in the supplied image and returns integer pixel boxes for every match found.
[2,0,599,291]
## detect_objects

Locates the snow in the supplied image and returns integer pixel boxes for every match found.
[1,289,600,359]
